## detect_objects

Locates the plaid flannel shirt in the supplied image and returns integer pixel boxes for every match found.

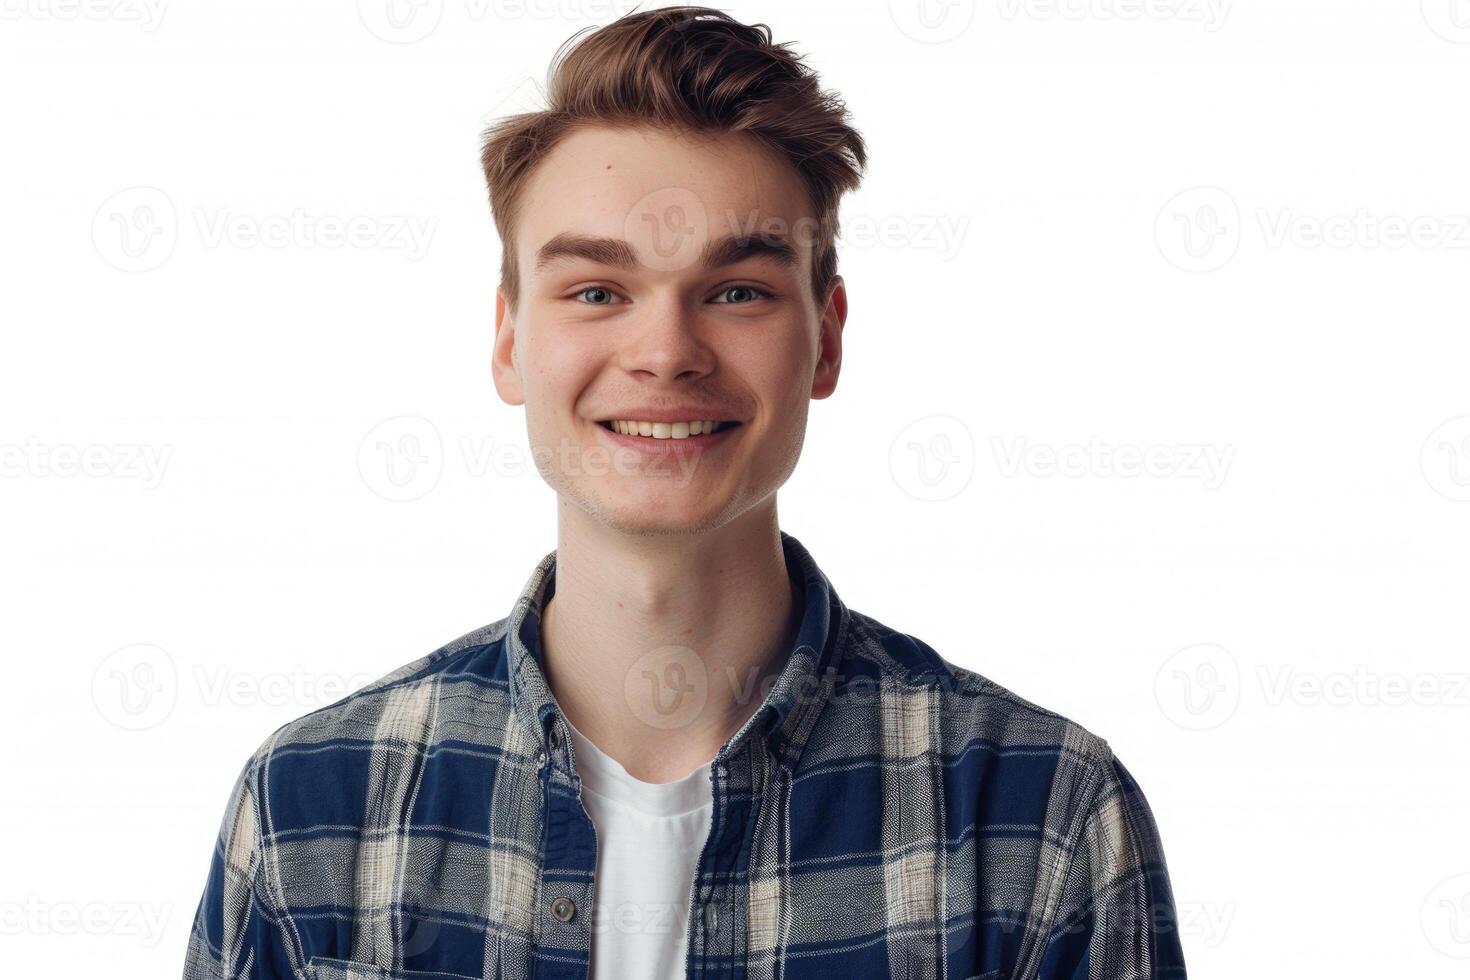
[184,531,1186,980]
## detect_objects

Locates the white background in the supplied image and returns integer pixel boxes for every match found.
[2,0,1468,976]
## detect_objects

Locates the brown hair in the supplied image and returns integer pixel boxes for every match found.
[479,4,867,313]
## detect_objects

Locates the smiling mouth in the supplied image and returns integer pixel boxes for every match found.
[597,420,741,440]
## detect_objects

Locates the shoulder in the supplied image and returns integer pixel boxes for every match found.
[840,607,1116,764]
[833,607,1128,813]
[230,617,518,812]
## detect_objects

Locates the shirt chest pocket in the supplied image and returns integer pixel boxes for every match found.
[305,956,488,980]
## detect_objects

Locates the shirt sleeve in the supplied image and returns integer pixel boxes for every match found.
[182,752,302,980]
[1036,752,1188,980]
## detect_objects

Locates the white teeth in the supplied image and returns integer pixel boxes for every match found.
[609,419,725,440]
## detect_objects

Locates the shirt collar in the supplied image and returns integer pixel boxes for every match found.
[505,530,847,774]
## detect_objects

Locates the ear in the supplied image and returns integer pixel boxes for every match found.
[810,275,847,400]
[490,286,525,406]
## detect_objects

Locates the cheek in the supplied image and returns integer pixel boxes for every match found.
[523,325,602,398]
[740,332,817,408]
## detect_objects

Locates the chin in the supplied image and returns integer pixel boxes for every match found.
[585,490,742,536]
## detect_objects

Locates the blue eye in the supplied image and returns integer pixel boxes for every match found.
[712,285,770,304]
[574,286,616,305]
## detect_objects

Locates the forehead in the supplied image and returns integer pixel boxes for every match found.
[516,125,816,275]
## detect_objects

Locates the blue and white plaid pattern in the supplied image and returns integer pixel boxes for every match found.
[184,531,1186,979]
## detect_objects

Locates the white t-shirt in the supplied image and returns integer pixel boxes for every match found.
[564,717,715,979]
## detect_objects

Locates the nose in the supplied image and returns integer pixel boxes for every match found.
[616,293,716,382]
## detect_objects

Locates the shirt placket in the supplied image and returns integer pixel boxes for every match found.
[534,718,599,979]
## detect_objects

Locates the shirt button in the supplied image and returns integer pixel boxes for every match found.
[549,896,576,922]
[703,902,719,933]
[536,751,548,770]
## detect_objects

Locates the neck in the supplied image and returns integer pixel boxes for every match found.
[540,500,802,783]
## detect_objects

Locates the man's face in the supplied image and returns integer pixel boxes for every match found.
[492,125,846,534]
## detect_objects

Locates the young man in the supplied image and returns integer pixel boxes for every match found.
[184,7,1185,979]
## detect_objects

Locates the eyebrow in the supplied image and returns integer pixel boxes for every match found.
[533,232,799,274]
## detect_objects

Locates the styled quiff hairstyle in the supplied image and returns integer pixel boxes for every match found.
[479,5,867,313]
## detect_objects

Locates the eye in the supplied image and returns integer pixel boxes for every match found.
[571,285,621,305]
[710,285,772,305]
